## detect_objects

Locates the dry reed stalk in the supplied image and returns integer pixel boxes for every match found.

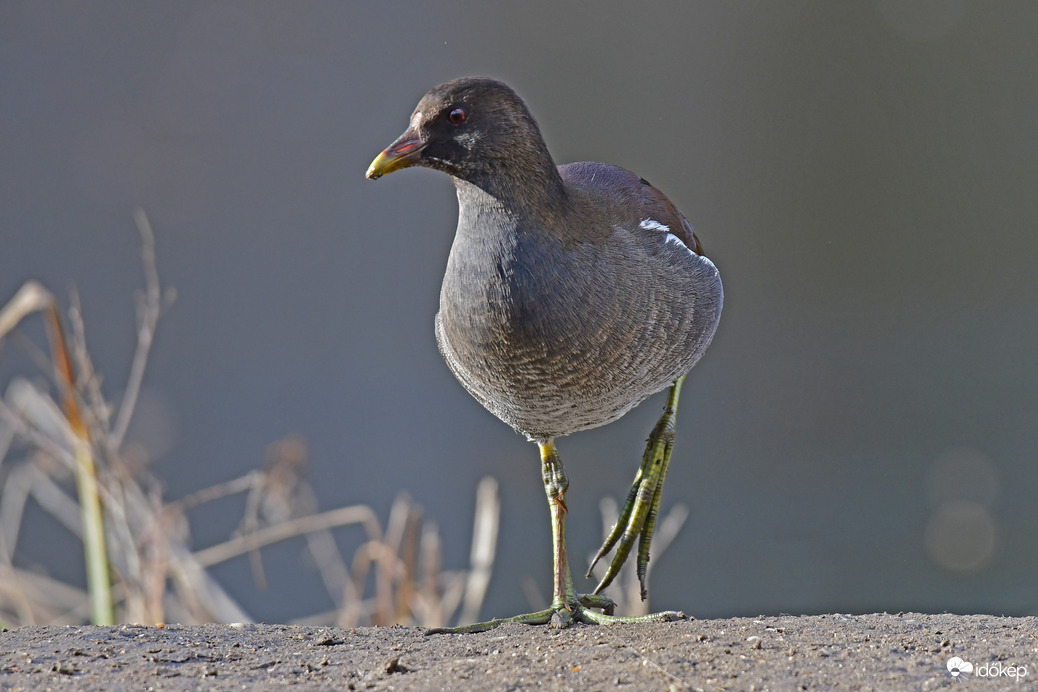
[0,211,500,628]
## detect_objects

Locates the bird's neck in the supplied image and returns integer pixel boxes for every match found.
[452,152,568,224]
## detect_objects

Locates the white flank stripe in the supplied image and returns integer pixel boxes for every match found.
[639,218,670,233]
[640,217,691,252]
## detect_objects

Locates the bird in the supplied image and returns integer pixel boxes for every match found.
[366,77,723,632]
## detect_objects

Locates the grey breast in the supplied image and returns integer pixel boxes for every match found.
[435,173,723,442]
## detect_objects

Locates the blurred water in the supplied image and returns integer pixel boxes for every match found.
[2,1,1037,623]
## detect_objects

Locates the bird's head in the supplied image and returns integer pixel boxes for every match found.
[366,77,553,187]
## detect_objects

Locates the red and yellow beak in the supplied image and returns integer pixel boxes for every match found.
[366,129,426,180]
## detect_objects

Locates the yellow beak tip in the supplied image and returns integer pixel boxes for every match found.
[365,131,424,181]
[365,152,390,180]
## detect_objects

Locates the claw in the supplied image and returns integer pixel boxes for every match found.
[588,376,686,598]
[577,592,617,616]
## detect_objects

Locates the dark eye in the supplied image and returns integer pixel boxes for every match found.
[448,108,466,124]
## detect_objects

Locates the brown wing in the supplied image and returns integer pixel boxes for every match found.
[557,161,706,255]
[635,176,705,255]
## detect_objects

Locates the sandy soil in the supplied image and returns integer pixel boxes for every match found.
[0,613,1034,691]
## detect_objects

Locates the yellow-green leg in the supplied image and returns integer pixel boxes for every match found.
[588,375,685,599]
[427,441,685,635]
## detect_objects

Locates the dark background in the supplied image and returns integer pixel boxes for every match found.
[2,1,1036,623]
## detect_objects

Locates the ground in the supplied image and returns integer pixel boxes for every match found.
[0,613,1034,691]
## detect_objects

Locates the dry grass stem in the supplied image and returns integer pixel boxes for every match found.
[0,212,500,628]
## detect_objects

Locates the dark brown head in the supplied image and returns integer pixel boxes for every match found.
[366,77,563,203]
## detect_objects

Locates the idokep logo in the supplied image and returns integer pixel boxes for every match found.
[947,657,973,677]
[947,656,1029,682]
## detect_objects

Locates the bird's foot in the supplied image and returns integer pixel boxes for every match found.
[587,377,685,598]
[424,593,685,635]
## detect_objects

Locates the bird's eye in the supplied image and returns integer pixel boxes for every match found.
[448,108,466,124]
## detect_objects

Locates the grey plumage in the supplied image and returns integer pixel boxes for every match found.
[436,158,722,442]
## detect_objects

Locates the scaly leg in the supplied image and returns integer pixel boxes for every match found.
[427,440,684,634]
[588,375,685,599]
